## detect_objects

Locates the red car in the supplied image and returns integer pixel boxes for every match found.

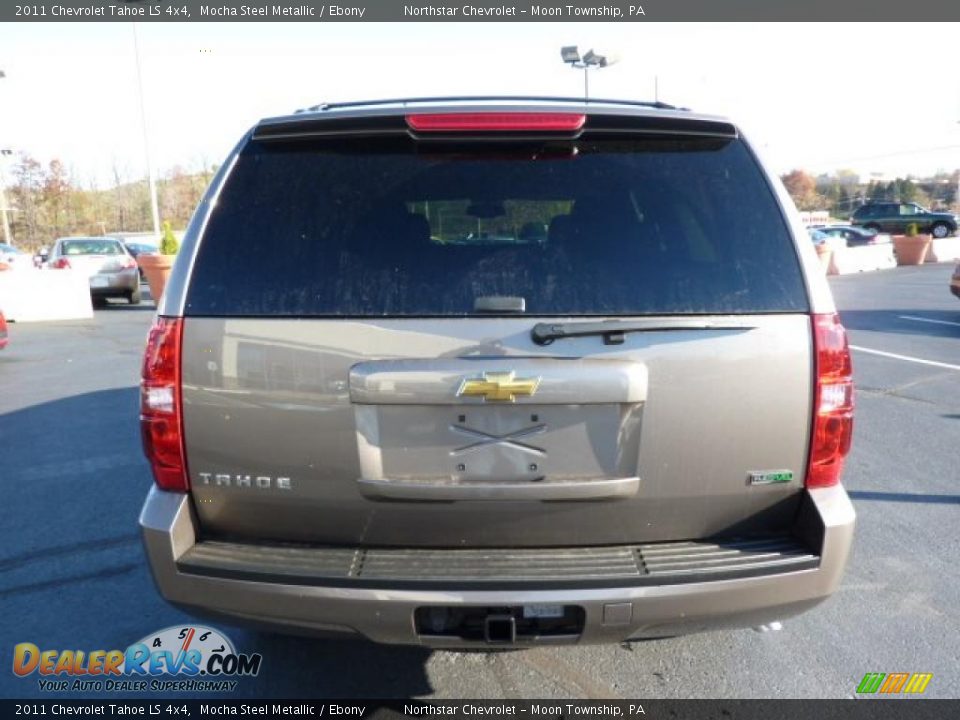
[0,309,8,350]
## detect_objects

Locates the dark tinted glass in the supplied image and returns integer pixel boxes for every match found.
[186,135,807,316]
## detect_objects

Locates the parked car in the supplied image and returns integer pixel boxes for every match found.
[851,202,958,238]
[139,97,855,648]
[121,240,160,280]
[0,308,7,350]
[48,237,141,305]
[0,243,30,270]
[818,225,891,247]
[951,262,960,299]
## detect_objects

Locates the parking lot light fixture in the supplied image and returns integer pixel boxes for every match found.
[560,46,620,100]
[560,46,581,64]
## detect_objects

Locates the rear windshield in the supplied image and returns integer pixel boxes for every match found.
[61,240,123,256]
[186,134,808,316]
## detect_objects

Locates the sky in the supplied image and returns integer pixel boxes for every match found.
[1,21,960,187]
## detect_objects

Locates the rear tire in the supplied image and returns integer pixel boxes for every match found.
[931,222,951,239]
[127,285,142,305]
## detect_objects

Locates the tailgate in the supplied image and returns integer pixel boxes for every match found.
[176,114,815,549]
[182,315,811,547]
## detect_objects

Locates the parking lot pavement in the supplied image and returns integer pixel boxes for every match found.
[1,265,958,700]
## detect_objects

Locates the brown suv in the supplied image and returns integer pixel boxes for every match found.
[139,98,855,647]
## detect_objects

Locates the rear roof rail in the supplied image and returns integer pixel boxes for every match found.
[294,95,689,114]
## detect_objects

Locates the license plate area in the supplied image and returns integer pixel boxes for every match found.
[357,403,639,484]
[90,276,109,288]
[415,605,585,644]
[351,358,646,502]
[523,604,565,619]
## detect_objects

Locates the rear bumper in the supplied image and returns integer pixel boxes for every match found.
[139,486,855,647]
[90,270,138,295]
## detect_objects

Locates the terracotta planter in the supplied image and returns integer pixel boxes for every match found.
[137,253,175,303]
[892,234,931,266]
[814,244,833,274]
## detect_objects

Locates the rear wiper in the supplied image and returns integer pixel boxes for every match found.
[531,318,756,345]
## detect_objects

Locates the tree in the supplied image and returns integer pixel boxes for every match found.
[833,186,854,217]
[159,165,207,229]
[159,220,179,255]
[8,154,45,245]
[2,153,219,250]
[836,169,859,185]
[42,159,72,238]
[112,161,130,231]
[780,169,824,210]
[781,170,816,199]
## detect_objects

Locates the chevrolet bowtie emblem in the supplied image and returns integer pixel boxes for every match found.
[457,371,541,402]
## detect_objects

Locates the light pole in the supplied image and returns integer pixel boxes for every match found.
[132,23,161,239]
[0,69,12,245]
[560,46,619,100]
[0,149,12,246]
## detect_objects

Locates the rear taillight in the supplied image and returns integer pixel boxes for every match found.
[140,317,189,491]
[0,311,8,349]
[121,257,138,269]
[51,258,71,269]
[406,112,586,132]
[806,313,854,488]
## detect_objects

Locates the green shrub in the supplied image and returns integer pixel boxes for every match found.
[159,221,180,255]
[905,222,919,237]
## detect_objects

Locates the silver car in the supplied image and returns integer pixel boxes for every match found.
[49,237,141,305]
[139,98,855,647]
[0,242,30,269]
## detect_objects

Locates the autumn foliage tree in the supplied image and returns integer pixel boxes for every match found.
[4,153,215,251]
[780,169,825,211]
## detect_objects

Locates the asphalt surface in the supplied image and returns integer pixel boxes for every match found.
[1,265,958,700]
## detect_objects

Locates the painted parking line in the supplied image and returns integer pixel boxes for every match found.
[898,315,960,328]
[850,345,960,372]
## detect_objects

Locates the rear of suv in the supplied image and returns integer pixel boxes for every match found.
[851,201,958,238]
[139,98,855,647]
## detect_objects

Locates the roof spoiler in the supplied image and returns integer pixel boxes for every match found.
[253,110,737,142]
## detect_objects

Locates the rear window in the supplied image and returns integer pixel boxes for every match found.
[186,133,808,317]
[61,240,123,256]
